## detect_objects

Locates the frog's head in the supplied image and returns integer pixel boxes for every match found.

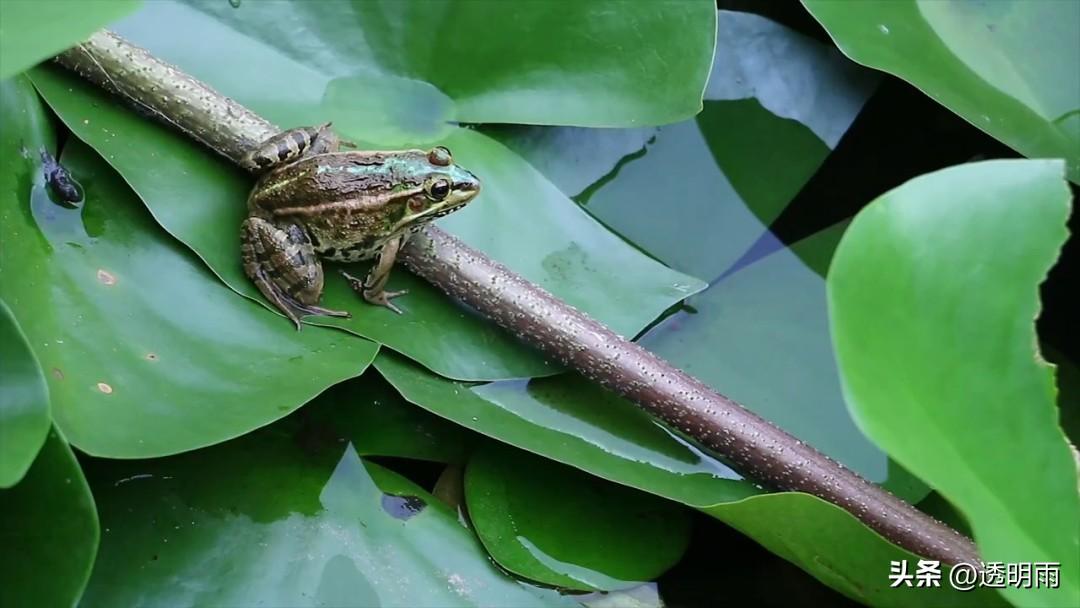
[393,146,480,231]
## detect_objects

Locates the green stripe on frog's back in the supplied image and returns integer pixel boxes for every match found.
[251,150,434,209]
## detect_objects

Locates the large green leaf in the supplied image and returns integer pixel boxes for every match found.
[0,430,99,608]
[79,409,576,608]
[803,0,1080,184]
[134,0,715,130]
[493,10,876,282]
[0,298,50,488]
[0,77,377,457]
[27,65,554,381]
[30,0,709,381]
[376,352,757,508]
[377,354,992,607]
[0,0,141,79]
[702,493,1007,608]
[828,159,1079,607]
[302,370,478,465]
[466,441,691,592]
[494,12,918,496]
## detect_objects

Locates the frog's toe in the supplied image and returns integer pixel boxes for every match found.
[364,289,408,315]
[340,270,365,291]
[297,303,351,319]
[340,270,408,314]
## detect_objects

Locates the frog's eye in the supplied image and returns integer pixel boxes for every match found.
[428,146,452,167]
[427,178,451,201]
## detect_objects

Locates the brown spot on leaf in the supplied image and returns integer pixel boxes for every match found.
[97,382,113,394]
[97,269,117,285]
[52,368,64,380]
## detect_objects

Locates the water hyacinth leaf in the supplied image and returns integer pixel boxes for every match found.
[0,298,51,488]
[32,0,708,381]
[0,0,141,79]
[0,430,99,608]
[0,129,377,457]
[803,0,1080,184]
[828,159,1079,607]
[465,441,692,592]
[79,416,576,608]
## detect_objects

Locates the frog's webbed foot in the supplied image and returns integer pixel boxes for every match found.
[340,271,408,315]
[241,217,351,329]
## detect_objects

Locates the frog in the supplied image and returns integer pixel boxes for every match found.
[240,123,481,328]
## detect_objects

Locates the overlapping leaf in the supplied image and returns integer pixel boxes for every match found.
[78,405,575,608]
[0,0,140,79]
[491,10,921,498]
[466,441,692,592]
[493,10,878,281]
[829,159,1079,607]
[0,298,50,487]
[803,0,1080,184]
[0,430,99,608]
[28,0,712,382]
[0,75,377,458]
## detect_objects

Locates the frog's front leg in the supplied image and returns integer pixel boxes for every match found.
[341,234,409,314]
[241,217,350,329]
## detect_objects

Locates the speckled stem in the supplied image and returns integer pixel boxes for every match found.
[56,30,980,566]
[54,30,276,162]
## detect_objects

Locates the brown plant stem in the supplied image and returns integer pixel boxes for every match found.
[55,30,980,565]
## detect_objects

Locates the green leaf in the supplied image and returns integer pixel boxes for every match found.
[803,0,1080,184]
[79,413,576,607]
[0,298,50,488]
[118,0,715,131]
[28,64,555,381]
[639,228,927,501]
[30,0,707,381]
[0,430,99,608]
[466,442,691,592]
[377,353,991,607]
[0,0,141,79]
[376,352,758,508]
[493,9,876,281]
[0,92,378,457]
[703,493,1008,608]
[303,371,478,465]
[489,23,925,495]
[828,159,1079,607]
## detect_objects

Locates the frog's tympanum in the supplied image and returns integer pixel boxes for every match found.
[240,124,481,328]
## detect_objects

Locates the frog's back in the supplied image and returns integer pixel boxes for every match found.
[249,151,429,213]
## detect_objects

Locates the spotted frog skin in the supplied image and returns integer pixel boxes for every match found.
[240,124,481,328]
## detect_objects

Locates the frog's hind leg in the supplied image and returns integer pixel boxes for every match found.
[241,217,350,329]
